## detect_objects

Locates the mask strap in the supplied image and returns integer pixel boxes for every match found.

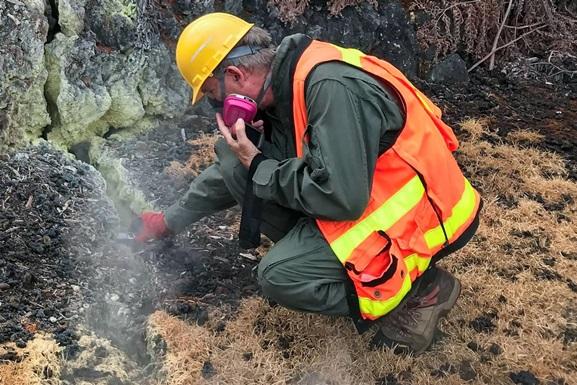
[219,74,226,101]
[254,68,272,106]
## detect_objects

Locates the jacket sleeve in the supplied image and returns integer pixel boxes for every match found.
[252,73,404,221]
[164,162,237,233]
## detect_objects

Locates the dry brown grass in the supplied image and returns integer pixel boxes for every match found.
[149,117,577,385]
[506,129,545,145]
[164,133,219,183]
[0,334,61,385]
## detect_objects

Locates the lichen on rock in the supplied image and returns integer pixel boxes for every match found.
[0,0,51,151]
[44,34,113,148]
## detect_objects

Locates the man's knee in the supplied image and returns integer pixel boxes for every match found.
[257,255,282,300]
[257,248,306,307]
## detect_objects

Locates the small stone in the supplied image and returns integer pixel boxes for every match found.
[0,283,10,290]
[71,285,80,292]
[49,317,57,323]
[459,360,477,381]
[488,343,503,355]
[109,294,119,302]
[376,373,400,385]
[467,341,482,352]
[201,361,216,379]
[510,370,540,385]
[543,257,556,266]
[470,314,497,333]
[22,272,35,288]
[196,308,209,326]
[428,54,469,85]
[15,339,26,349]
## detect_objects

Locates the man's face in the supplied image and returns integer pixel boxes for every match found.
[201,66,264,106]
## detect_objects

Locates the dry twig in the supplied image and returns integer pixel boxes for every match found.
[468,23,546,72]
[489,0,514,70]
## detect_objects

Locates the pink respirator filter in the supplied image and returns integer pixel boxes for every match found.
[222,94,258,127]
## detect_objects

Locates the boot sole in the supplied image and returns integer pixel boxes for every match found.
[414,277,462,354]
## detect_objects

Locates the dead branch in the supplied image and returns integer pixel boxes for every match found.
[489,0,514,70]
[528,57,577,79]
[468,23,547,72]
[504,21,545,30]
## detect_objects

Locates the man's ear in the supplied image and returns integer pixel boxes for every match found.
[224,66,245,82]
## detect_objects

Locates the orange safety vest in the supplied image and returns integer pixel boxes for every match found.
[292,41,481,321]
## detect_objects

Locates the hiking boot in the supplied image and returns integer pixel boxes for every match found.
[371,266,461,354]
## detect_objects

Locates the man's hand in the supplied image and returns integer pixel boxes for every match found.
[216,113,261,169]
[133,211,169,242]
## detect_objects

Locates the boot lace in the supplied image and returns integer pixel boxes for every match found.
[386,285,440,330]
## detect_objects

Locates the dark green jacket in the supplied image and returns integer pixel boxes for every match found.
[165,34,404,232]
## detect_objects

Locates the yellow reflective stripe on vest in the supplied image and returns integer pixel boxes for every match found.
[358,271,412,318]
[414,90,435,114]
[404,253,431,274]
[330,175,425,263]
[332,45,363,67]
[424,178,477,249]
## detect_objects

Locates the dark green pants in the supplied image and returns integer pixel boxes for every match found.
[216,140,351,316]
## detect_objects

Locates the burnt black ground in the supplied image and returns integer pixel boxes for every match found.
[421,70,577,180]
[0,143,117,356]
[0,70,576,384]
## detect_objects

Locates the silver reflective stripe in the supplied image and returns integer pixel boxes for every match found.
[189,37,213,65]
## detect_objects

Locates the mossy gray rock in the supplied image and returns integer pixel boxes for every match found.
[45,34,113,147]
[138,44,191,118]
[85,0,138,50]
[0,0,51,151]
[58,0,87,36]
[44,32,188,148]
[1,0,189,150]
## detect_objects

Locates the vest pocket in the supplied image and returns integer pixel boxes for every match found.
[344,230,390,273]
[345,237,411,319]
[344,231,404,288]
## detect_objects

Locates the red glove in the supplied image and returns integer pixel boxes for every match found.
[133,211,169,242]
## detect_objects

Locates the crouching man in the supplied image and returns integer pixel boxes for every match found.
[135,13,482,354]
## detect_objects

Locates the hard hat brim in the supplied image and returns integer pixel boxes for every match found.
[192,89,204,105]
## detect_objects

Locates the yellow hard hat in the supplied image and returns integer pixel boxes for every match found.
[176,13,253,104]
